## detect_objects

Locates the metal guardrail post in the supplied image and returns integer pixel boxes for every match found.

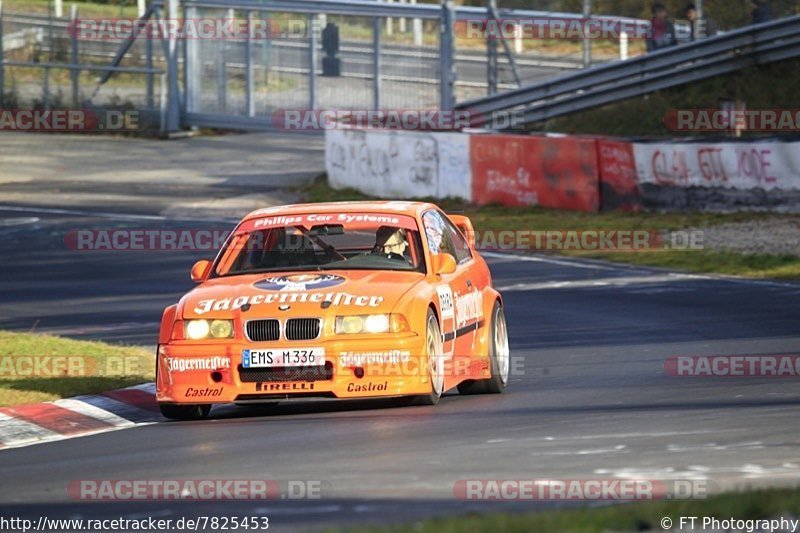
[696,0,705,39]
[439,0,455,111]
[181,2,188,114]
[582,0,591,67]
[245,10,254,117]
[216,8,232,113]
[184,3,199,114]
[0,1,4,108]
[410,0,422,46]
[373,16,381,109]
[146,25,154,108]
[308,14,317,110]
[165,0,181,131]
[486,0,497,95]
[70,4,79,107]
[216,41,225,112]
[44,66,50,110]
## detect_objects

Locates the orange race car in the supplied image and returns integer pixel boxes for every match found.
[156,201,509,420]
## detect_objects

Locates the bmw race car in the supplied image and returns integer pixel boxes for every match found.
[156,201,509,420]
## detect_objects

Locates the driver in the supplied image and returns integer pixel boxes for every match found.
[372,226,409,261]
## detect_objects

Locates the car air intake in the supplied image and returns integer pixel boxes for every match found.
[285,318,321,340]
[238,362,333,382]
[246,319,280,342]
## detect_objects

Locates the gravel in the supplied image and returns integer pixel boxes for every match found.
[688,218,800,257]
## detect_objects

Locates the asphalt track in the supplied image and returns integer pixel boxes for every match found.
[1,206,800,531]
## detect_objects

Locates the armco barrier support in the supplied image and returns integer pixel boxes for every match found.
[470,134,600,211]
[597,139,641,211]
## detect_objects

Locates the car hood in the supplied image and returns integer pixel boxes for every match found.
[180,270,425,319]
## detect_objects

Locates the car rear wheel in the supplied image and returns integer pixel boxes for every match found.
[159,403,211,421]
[458,301,509,395]
[408,309,444,406]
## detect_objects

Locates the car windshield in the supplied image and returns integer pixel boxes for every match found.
[212,212,425,276]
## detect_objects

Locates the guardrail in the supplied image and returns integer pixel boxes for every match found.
[456,15,800,129]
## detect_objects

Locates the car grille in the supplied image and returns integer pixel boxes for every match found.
[246,319,280,342]
[285,318,321,341]
[238,362,334,382]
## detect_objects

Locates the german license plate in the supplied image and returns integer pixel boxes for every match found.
[242,348,325,368]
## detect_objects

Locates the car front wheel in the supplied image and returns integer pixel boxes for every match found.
[458,301,509,395]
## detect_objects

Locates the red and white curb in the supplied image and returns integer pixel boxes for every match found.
[0,383,160,450]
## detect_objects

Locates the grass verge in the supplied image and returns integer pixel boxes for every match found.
[344,486,800,533]
[303,177,800,280]
[2,0,140,18]
[0,330,154,407]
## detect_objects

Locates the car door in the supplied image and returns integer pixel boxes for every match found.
[422,210,477,362]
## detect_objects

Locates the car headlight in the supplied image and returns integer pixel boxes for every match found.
[335,314,407,334]
[209,319,234,338]
[185,319,233,339]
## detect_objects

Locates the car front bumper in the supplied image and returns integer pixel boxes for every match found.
[156,333,433,404]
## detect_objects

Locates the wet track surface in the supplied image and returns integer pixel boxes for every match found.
[1,206,800,531]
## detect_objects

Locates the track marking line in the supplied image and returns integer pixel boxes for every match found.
[482,251,617,271]
[485,251,800,289]
[496,273,700,292]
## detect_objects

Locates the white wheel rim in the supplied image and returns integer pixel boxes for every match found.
[495,308,510,385]
[427,316,444,396]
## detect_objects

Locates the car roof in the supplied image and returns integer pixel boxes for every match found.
[242,201,439,221]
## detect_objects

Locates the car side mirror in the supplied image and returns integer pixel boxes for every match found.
[448,214,476,248]
[190,259,212,283]
[432,253,457,276]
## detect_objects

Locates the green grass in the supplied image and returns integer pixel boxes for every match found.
[343,486,800,533]
[303,177,800,280]
[544,57,800,137]
[0,330,154,406]
[2,0,140,18]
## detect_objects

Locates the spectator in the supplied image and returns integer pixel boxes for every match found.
[750,0,774,24]
[646,3,678,52]
[685,3,718,40]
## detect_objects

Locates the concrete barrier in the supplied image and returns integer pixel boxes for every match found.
[325,128,471,201]
[325,128,800,212]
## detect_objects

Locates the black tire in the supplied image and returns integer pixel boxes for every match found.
[458,301,509,395]
[408,309,444,406]
[159,403,211,421]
